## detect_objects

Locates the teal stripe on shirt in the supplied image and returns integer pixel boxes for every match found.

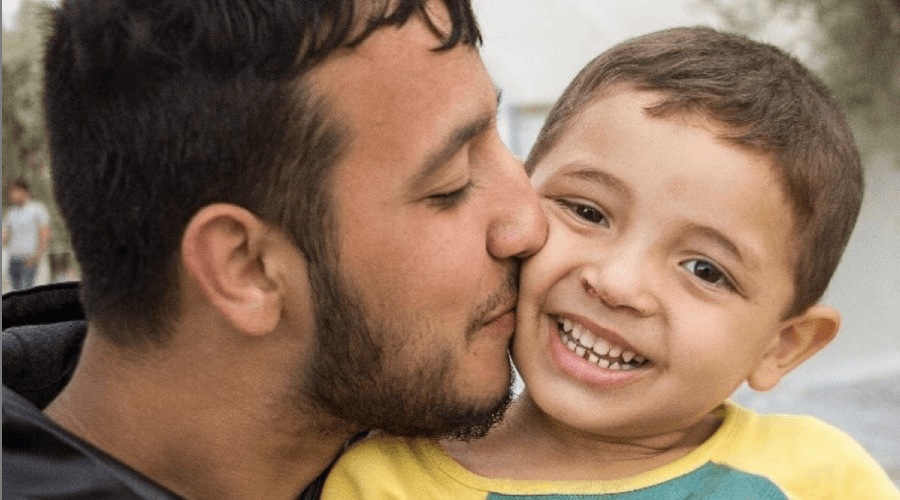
[487,462,788,500]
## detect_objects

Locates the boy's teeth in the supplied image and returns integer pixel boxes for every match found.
[571,324,583,340]
[580,331,596,348]
[555,316,649,371]
[594,338,610,356]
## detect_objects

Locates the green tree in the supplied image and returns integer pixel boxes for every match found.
[697,0,900,162]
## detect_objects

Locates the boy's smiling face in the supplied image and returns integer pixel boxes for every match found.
[515,88,819,439]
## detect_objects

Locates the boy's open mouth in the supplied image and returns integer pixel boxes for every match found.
[556,316,650,371]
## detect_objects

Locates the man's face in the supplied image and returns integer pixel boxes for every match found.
[299,11,547,437]
[7,187,27,207]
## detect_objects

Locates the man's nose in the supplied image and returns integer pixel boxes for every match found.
[486,154,548,260]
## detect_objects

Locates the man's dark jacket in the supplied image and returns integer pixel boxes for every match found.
[2,282,328,499]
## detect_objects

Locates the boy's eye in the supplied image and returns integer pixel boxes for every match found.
[681,259,735,291]
[558,199,608,226]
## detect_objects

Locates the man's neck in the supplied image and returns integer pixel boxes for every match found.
[43,327,352,500]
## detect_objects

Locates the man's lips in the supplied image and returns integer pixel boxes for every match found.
[476,308,516,341]
[484,302,516,329]
[484,301,516,324]
[469,269,518,334]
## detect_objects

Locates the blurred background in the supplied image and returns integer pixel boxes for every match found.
[3,0,899,485]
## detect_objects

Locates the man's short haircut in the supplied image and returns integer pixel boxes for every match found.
[8,179,30,194]
[526,27,863,318]
[44,0,482,344]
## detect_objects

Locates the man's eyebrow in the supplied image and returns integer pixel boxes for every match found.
[409,90,501,192]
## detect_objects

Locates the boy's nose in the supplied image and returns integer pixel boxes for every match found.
[579,250,657,316]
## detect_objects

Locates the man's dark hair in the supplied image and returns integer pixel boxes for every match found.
[8,179,30,194]
[44,0,482,345]
[526,27,862,318]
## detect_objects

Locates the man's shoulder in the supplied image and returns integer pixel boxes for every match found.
[3,386,185,500]
[2,205,22,224]
[1,283,185,499]
[23,200,50,218]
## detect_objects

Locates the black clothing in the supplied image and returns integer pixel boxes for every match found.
[3,385,184,499]
[2,283,328,500]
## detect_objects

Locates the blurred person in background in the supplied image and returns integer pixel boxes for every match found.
[2,178,51,291]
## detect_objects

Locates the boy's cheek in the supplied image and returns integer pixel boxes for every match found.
[519,224,578,310]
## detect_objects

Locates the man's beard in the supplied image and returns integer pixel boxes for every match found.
[298,255,515,440]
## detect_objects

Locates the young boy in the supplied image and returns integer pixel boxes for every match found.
[322,27,900,499]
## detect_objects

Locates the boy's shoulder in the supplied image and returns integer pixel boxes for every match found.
[323,433,483,500]
[335,432,423,464]
[719,401,868,456]
[327,432,446,480]
[711,402,899,498]
[322,406,899,499]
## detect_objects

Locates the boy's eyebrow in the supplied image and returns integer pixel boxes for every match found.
[685,224,760,271]
[409,89,501,193]
[559,164,631,200]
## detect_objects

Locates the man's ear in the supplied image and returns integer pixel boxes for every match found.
[747,304,840,392]
[181,204,283,337]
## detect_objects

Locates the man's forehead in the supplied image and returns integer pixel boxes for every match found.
[320,27,476,79]
[306,15,494,137]
[306,19,497,207]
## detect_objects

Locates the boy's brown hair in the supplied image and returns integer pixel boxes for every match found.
[526,26,863,318]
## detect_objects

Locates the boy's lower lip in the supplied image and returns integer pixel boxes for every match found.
[547,320,646,389]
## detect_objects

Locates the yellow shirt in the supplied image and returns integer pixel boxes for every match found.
[323,401,899,499]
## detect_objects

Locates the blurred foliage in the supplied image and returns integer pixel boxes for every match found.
[697,0,900,165]
[3,0,72,255]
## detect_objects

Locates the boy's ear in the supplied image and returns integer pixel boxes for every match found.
[747,305,840,392]
[181,204,284,337]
